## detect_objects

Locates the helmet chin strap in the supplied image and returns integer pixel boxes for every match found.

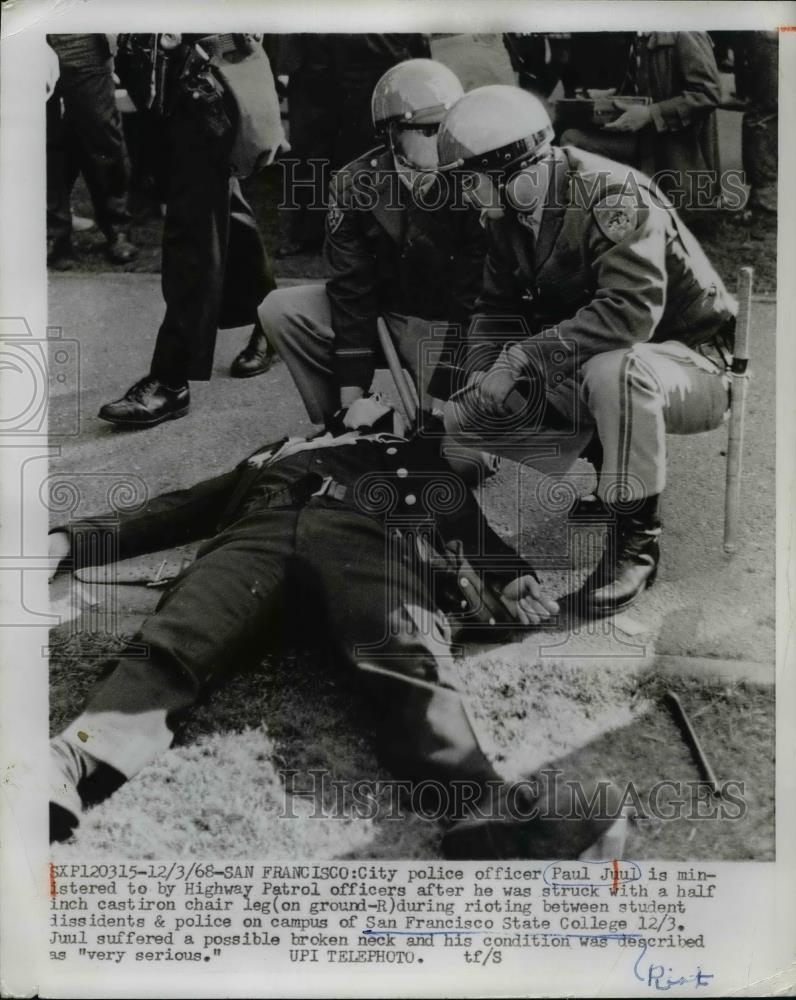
[503,148,557,215]
[392,150,437,196]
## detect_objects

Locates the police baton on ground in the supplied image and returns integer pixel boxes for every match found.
[663,690,722,797]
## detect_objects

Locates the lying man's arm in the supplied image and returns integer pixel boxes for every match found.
[49,469,241,577]
[437,487,559,626]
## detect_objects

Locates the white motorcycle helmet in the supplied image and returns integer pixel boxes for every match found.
[437,85,555,217]
[372,59,464,176]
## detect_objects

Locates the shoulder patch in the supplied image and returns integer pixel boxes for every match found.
[326,196,344,235]
[593,192,644,243]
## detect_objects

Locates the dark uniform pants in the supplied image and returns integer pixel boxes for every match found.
[149,102,276,384]
[46,34,133,243]
[61,506,499,795]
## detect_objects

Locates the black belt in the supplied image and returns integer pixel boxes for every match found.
[218,470,349,530]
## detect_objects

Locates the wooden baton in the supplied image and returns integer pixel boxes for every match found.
[723,266,754,554]
[663,690,722,796]
[377,316,419,429]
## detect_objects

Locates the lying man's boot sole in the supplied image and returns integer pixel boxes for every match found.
[98,405,190,428]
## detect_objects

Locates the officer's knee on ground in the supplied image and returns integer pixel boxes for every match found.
[257,287,301,347]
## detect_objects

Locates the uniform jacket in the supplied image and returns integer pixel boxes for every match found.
[325,147,487,389]
[474,146,736,382]
[626,32,721,179]
[61,431,531,626]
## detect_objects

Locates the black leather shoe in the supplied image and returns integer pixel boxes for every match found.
[275,238,323,259]
[47,236,76,270]
[230,329,277,378]
[50,737,126,842]
[98,376,189,428]
[50,739,86,843]
[576,513,660,617]
[105,233,139,264]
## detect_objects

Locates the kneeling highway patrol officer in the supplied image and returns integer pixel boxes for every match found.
[439,86,737,616]
[260,58,486,424]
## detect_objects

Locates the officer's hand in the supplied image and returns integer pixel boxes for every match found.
[586,87,617,99]
[340,386,366,409]
[604,102,652,133]
[500,575,559,625]
[475,362,518,416]
[49,531,71,581]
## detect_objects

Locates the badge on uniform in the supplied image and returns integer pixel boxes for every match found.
[327,198,344,236]
[593,192,642,244]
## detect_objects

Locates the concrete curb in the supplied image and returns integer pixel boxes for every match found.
[539,652,774,686]
[49,272,779,303]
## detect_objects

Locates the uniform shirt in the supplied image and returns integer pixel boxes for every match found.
[324,146,487,390]
[60,430,530,605]
[473,145,736,382]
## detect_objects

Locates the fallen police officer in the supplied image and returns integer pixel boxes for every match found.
[49,397,625,859]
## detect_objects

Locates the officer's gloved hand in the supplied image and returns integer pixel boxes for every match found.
[342,395,408,437]
[327,394,408,438]
[343,394,391,430]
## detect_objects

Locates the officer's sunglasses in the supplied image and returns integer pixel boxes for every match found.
[395,123,440,138]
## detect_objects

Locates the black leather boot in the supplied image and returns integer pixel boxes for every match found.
[230,323,277,378]
[98,376,190,428]
[50,737,126,843]
[47,235,76,270]
[50,738,87,843]
[576,495,661,616]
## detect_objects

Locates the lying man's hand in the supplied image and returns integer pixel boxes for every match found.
[500,574,559,625]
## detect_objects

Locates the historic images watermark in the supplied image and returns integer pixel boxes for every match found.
[278,768,747,823]
[278,160,749,215]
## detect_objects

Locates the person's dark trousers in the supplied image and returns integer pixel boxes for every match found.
[61,505,500,795]
[149,99,276,385]
[282,48,336,247]
[46,34,133,244]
